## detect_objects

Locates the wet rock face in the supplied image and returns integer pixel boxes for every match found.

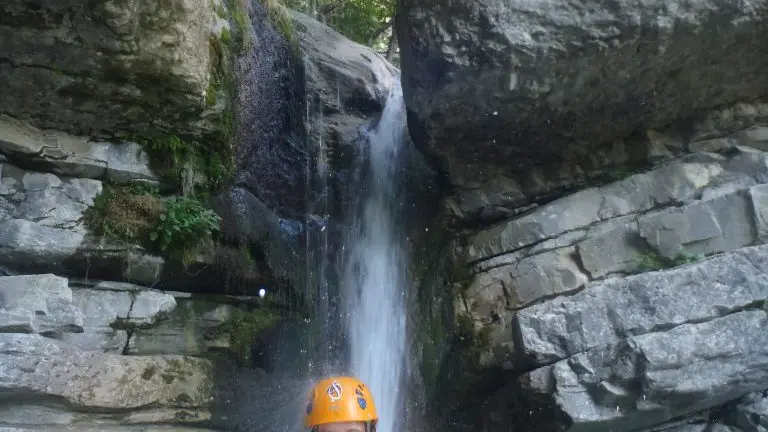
[233,1,306,217]
[0,0,229,139]
[396,0,768,191]
[291,7,399,209]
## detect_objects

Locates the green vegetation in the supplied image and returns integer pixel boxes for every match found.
[134,133,232,193]
[141,364,158,380]
[213,0,228,18]
[210,308,281,366]
[206,74,219,106]
[634,248,704,273]
[85,183,164,244]
[281,0,396,53]
[161,358,197,384]
[85,183,221,264]
[257,0,299,53]
[229,0,252,53]
[150,196,221,258]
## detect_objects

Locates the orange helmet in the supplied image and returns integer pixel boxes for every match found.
[304,376,378,427]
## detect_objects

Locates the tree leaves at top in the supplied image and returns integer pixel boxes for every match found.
[282,0,396,50]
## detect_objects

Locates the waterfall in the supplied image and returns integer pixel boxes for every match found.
[342,82,409,432]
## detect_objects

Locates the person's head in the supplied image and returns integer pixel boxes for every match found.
[304,376,378,432]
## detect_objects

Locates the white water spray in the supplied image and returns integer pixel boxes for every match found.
[343,82,408,432]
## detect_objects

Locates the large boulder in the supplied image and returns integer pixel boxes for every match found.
[490,310,768,432]
[396,0,768,189]
[290,7,400,207]
[0,0,233,139]
[291,7,397,132]
[441,127,768,430]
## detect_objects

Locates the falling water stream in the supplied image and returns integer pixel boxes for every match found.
[204,3,412,430]
[342,82,409,432]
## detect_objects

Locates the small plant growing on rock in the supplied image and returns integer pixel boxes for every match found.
[134,133,233,193]
[85,183,163,242]
[150,196,222,262]
[85,183,222,264]
[634,248,704,273]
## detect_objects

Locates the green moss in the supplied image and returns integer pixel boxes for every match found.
[213,0,228,18]
[175,297,219,324]
[173,393,194,405]
[162,373,177,384]
[599,160,654,183]
[141,364,158,380]
[227,0,251,54]
[260,0,300,54]
[408,221,456,395]
[206,82,218,106]
[132,132,232,193]
[161,358,198,384]
[220,28,232,46]
[454,314,490,350]
[633,248,704,274]
[240,244,257,265]
[232,8,248,34]
[211,308,280,366]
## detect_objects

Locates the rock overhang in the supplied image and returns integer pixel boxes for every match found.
[396,0,768,185]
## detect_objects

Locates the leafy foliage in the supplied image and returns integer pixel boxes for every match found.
[150,196,222,261]
[282,0,396,48]
[85,183,222,264]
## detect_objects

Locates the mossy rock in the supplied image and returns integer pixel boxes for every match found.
[207,307,281,366]
[633,248,704,274]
